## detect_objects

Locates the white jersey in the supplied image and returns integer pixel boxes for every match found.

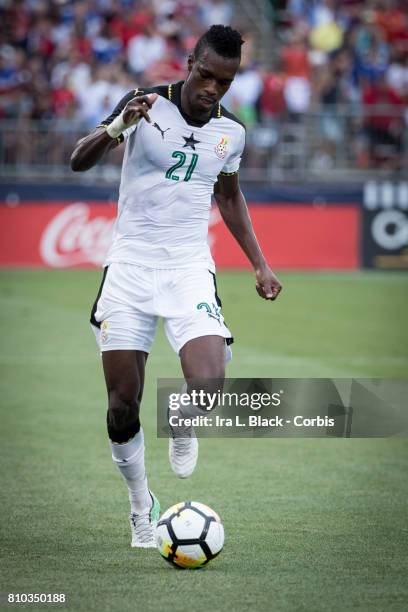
[99,81,245,271]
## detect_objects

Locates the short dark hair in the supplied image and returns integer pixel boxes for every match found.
[194,25,244,60]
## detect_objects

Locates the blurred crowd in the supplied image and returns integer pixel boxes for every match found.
[263,0,408,169]
[0,0,237,126]
[0,0,407,170]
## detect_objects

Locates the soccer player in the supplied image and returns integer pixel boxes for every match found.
[70,25,282,548]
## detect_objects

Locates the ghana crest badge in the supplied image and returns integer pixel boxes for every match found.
[215,136,228,159]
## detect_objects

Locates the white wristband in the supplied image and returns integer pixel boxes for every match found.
[106,108,140,139]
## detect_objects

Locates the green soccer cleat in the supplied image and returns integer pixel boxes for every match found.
[130,491,160,548]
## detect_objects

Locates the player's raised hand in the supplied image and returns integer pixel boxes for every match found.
[123,93,158,125]
[106,93,158,139]
[255,265,282,301]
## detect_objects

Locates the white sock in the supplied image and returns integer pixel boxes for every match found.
[169,401,207,438]
[179,402,207,419]
[109,428,151,514]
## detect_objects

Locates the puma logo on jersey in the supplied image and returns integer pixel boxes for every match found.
[153,122,171,139]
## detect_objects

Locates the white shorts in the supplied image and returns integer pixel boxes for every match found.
[90,263,233,357]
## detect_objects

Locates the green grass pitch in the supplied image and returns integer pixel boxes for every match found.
[0,269,407,612]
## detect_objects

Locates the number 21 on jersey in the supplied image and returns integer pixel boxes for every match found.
[165,151,198,182]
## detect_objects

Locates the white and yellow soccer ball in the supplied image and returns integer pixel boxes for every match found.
[156,501,224,569]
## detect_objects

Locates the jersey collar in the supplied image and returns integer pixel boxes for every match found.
[167,81,221,127]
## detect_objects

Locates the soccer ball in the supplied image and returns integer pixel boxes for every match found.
[156,501,224,569]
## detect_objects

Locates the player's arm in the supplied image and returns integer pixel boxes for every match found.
[70,93,158,172]
[214,173,282,300]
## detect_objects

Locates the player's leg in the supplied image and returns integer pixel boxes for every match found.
[102,349,160,548]
[179,334,226,380]
[162,268,232,477]
[90,263,160,547]
[167,335,225,477]
[178,335,226,429]
[163,271,231,477]
[103,349,150,511]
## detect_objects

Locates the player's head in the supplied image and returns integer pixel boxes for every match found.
[184,25,244,116]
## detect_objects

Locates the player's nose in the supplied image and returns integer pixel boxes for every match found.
[203,83,217,99]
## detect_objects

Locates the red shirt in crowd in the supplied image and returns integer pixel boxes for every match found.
[260,73,286,117]
[363,82,404,131]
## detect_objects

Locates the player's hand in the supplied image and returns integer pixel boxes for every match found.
[106,93,158,139]
[255,265,282,301]
[123,93,158,125]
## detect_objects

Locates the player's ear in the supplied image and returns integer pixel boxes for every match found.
[187,53,194,73]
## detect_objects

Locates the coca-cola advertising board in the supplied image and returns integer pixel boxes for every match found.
[0,201,359,269]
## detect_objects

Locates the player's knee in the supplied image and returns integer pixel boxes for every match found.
[107,391,140,443]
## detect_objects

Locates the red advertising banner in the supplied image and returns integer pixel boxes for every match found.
[0,201,359,269]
